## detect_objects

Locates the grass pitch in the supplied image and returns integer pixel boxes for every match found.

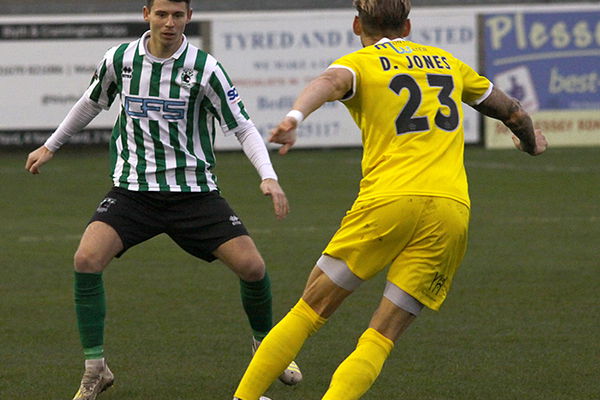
[1,145,598,400]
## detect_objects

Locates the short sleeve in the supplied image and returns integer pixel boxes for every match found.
[328,54,360,102]
[458,59,493,106]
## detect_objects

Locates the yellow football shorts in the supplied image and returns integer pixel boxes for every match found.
[323,195,470,310]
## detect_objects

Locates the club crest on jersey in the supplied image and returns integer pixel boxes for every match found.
[176,68,198,88]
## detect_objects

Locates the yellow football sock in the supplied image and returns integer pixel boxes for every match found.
[322,328,394,400]
[234,298,326,400]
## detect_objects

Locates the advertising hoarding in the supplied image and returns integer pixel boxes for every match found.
[482,10,600,148]
[211,9,481,150]
[0,9,481,149]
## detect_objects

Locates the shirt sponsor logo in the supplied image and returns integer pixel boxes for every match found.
[124,96,186,120]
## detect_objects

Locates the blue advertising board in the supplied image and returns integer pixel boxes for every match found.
[482,10,600,147]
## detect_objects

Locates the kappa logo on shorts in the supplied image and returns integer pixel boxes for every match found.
[229,215,242,226]
[429,272,448,296]
[97,197,117,213]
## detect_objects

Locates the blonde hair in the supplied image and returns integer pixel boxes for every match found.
[353,0,411,37]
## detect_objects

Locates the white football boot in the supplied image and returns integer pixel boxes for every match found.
[252,338,303,386]
[72,359,114,400]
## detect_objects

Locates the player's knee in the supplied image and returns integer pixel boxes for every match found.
[236,257,266,282]
[73,248,107,273]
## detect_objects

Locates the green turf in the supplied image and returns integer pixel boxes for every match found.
[1,146,598,400]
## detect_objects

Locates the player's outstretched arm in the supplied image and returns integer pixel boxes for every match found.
[474,86,547,156]
[270,67,354,155]
[25,145,55,175]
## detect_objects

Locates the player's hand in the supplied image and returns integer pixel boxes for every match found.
[25,145,55,174]
[512,129,548,156]
[260,178,289,220]
[269,117,298,155]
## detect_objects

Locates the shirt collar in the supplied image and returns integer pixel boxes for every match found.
[375,37,406,45]
[138,30,188,62]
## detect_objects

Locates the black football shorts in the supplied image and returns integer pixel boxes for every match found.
[89,187,249,261]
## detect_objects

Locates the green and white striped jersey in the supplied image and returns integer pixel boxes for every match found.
[85,31,251,192]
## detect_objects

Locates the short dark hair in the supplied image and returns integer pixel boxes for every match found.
[146,0,191,9]
[353,0,411,37]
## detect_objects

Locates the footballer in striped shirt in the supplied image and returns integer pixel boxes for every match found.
[25,1,300,399]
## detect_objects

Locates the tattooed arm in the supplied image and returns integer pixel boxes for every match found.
[473,86,547,156]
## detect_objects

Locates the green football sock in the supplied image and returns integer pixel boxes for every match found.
[74,271,106,360]
[239,271,272,340]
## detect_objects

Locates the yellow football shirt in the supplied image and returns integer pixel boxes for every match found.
[330,38,492,207]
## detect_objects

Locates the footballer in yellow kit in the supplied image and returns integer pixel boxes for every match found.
[323,38,493,310]
[233,2,546,398]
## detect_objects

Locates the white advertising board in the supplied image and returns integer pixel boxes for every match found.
[210,11,362,150]
[211,9,481,149]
